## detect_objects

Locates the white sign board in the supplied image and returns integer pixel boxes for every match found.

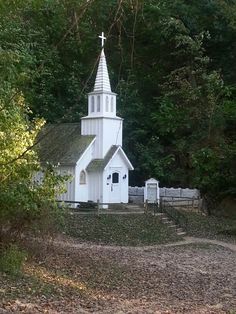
[144,178,160,204]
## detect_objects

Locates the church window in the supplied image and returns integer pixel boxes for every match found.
[112,172,119,183]
[80,170,86,184]
[106,96,109,112]
[97,95,101,112]
[91,96,95,112]
[111,97,114,112]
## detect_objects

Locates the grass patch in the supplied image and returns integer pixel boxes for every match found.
[65,213,180,246]
[179,211,236,242]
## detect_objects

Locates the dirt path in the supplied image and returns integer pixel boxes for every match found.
[166,236,236,252]
[52,234,236,252]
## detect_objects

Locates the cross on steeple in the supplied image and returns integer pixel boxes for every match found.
[99,32,106,48]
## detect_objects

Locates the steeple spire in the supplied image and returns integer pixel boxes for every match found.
[94,33,111,92]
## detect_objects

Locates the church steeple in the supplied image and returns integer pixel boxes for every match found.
[86,32,117,118]
[81,32,123,158]
[94,49,111,92]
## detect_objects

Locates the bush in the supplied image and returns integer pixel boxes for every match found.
[0,90,69,244]
[0,245,27,276]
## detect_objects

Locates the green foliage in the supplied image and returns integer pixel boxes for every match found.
[0,89,68,241]
[0,245,27,276]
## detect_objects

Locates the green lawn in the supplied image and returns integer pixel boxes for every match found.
[64,213,181,246]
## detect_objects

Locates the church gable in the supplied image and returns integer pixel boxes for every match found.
[86,145,118,172]
[105,146,134,171]
[86,145,133,172]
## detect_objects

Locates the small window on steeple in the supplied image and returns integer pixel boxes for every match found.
[97,96,100,112]
[91,96,95,112]
[106,96,109,112]
[111,97,114,112]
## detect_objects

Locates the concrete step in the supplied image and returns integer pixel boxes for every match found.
[158,213,187,236]
[177,232,186,236]
[125,205,144,210]
[101,211,145,215]
[126,207,144,211]
[161,217,169,220]
[168,224,177,228]
[156,213,165,217]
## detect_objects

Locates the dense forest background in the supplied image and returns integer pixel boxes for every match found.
[0,0,235,212]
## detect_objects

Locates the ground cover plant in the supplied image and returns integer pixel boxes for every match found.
[65,213,180,246]
[177,210,236,243]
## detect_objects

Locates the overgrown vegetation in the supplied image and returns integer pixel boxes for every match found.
[0,90,67,244]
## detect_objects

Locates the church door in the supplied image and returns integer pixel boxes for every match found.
[109,170,121,203]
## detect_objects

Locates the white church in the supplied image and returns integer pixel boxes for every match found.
[37,33,133,205]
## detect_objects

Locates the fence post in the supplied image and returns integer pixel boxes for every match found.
[144,199,148,214]
[97,199,100,216]
[197,197,201,213]
[154,201,157,215]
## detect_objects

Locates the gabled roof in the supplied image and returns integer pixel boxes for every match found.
[36,123,95,166]
[86,145,134,172]
[86,146,118,172]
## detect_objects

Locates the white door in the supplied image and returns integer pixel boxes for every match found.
[109,171,121,203]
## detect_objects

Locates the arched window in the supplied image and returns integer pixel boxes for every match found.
[106,96,109,112]
[97,95,100,112]
[91,96,95,112]
[111,97,114,112]
[80,170,86,184]
[112,172,119,183]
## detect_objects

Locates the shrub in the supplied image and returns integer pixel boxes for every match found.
[0,90,69,244]
[0,244,27,276]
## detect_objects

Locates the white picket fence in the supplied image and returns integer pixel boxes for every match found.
[129,186,200,208]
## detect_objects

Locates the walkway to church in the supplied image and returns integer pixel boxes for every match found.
[74,204,148,215]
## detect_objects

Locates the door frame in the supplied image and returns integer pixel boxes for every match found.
[109,169,121,203]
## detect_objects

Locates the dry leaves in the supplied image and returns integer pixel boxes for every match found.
[1,238,236,313]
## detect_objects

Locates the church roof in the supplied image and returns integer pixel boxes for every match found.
[93,49,111,92]
[36,123,95,166]
[86,145,133,172]
[86,145,118,172]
